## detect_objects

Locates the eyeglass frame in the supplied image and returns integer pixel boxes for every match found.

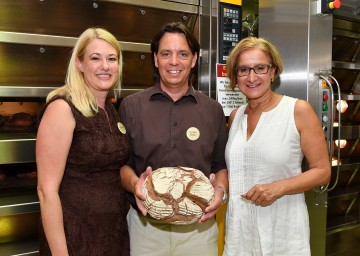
[235,64,273,77]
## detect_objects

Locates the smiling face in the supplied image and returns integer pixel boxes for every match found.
[154,32,197,91]
[76,38,119,96]
[236,48,276,101]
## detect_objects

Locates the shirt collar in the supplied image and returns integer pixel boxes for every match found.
[149,83,198,103]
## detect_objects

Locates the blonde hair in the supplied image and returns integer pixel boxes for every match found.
[226,37,283,90]
[47,27,123,117]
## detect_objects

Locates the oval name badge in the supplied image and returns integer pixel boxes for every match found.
[117,122,126,134]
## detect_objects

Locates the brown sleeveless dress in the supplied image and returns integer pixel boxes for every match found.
[38,96,130,256]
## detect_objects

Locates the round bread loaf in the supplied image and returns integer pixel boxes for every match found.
[142,166,215,225]
[4,112,34,127]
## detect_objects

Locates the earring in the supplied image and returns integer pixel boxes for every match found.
[271,77,274,82]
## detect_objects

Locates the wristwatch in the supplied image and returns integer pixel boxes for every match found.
[218,185,227,204]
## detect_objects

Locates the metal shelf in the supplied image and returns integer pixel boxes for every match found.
[100,0,199,13]
[333,28,360,38]
[0,85,141,99]
[0,133,36,164]
[0,189,39,217]
[333,125,360,139]
[0,239,39,256]
[332,61,360,71]
[327,221,360,235]
[0,31,151,53]
[0,86,56,98]
[338,93,360,101]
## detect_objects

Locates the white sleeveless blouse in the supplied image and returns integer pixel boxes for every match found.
[223,96,310,256]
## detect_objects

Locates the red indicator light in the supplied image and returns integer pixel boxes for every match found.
[329,0,341,9]
[323,93,329,101]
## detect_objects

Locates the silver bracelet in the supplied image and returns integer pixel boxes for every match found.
[218,185,227,204]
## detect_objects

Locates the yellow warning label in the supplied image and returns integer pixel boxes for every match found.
[219,0,242,5]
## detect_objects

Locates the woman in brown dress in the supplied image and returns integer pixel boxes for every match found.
[36,28,130,256]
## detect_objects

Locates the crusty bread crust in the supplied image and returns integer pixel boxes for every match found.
[142,167,214,225]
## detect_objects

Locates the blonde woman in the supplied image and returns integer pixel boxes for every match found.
[36,28,130,255]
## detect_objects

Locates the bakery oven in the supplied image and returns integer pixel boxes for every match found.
[326,11,360,255]
[0,98,42,256]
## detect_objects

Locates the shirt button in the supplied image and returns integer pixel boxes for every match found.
[174,122,177,126]
[172,144,177,148]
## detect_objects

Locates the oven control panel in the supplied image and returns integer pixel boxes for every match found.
[218,2,242,64]
[319,79,331,144]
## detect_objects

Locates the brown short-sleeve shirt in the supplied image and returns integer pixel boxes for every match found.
[120,84,228,207]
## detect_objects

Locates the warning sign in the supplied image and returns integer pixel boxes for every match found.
[216,63,247,116]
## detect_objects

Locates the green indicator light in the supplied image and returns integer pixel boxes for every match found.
[323,104,328,111]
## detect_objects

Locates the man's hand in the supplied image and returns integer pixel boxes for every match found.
[199,173,224,223]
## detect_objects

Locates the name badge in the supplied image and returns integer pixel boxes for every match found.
[186,127,200,141]
[117,122,126,134]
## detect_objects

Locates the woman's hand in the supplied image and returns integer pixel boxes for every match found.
[241,181,284,207]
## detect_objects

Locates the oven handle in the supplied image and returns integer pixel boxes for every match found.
[319,75,341,192]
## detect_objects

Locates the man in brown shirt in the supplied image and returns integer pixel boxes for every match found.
[119,22,228,256]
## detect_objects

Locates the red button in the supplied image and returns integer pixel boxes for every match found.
[329,0,341,9]
[323,93,329,101]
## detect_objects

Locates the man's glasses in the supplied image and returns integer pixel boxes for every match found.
[235,64,272,77]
